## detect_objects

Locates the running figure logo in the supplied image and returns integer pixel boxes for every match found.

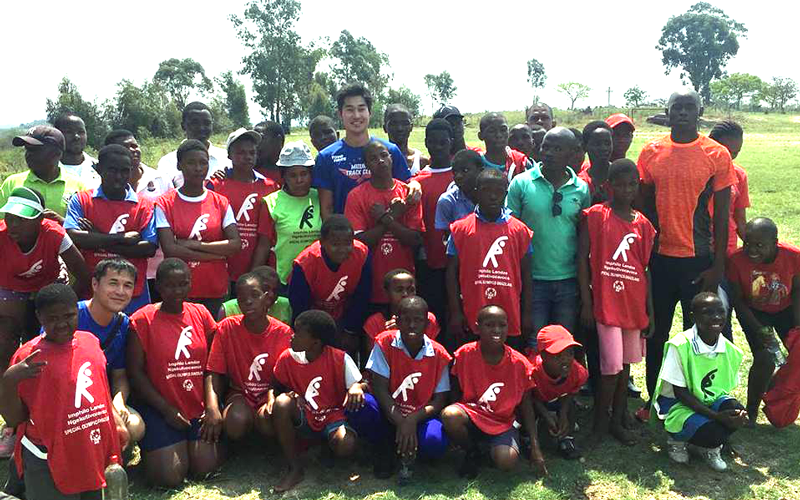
[299,205,315,229]
[612,233,639,263]
[17,259,43,278]
[392,372,422,402]
[477,382,504,412]
[74,361,95,408]
[236,194,259,222]
[189,214,210,240]
[482,236,509,268]
[248,353,270,381]
[174,326,193,360]
[109,214,129,234]
[305,376,323,410]
[326,276,348,302]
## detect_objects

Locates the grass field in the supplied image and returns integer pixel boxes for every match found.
[1,110,800,500]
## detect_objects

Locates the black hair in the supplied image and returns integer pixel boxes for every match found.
[294,310,337,347]
[477,304,506,322]
[425,118,454,139]
[476,167,507,188]
[308,115,335,132]
[104,129,135,146]
[568,128,584,150]
[383,268,414,291]
[236,271,264,291]
[53,113,83,131]
[363,139,387,160]
[691,291,722,313]
[709,120,743,142]
[320,214,353,239]
[745,217,778,240]
[479,112,506,132]
[608,159,639,182]
[397,296,428,316]
[383,103,410,123]
[156,258,189,283]
[182,102,212,124]
[526,102,553,119]
[94,258,137,283]
[35,283,78,312]
[336,83,373,112]
[252,266,281,287]
[97,144,132,167]
[452,149,483,170]
[176,139,209,164]
[581,121,613,148]
[255,120,285,139]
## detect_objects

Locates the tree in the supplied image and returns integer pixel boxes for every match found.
[423,71,458,110]
[760,77,798,113]
[153,58,213,110]
[300,72,336,123]
[105,79,181,139]
[215,71,251,128]
[623,86,648,108]
[526,58,546,103]
[329,30,391,98]
[656,2,747,103]
[710,72,762,109]
[556,82,591,110]
[45,77,107,148]
[386,86,422,120]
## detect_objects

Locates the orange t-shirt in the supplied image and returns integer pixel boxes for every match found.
[637,134,735,258]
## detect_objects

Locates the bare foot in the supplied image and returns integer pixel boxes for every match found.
[275,467,304,492]
[622,410,638,430]
[609,423,637,446]
[584,429,607,450]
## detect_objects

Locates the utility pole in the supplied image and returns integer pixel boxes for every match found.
[607,87,612,107]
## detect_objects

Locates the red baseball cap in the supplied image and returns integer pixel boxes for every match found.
[605,113,635,131]
[12,126,65,151]
[537,325,582,354]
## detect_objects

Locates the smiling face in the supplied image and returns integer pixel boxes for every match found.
[38,302,78,344]
[477,306,508,347]
[692,295,726,343]
[397,302,429,353]
[339,96,370,136]
[743,226,778,264]
[92,269,135,314]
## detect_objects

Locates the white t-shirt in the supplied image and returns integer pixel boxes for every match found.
[658,326,735,398]
[134,163,171,279]
[156,142,232,188]
[59,153,100,189]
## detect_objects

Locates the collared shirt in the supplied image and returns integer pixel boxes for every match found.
[506,163,590,280]
[445,207,532,256]
[156,142,232,188]
[365,331,450,392]
[434,184,476,231]
[0,168,86,219]
[134,163,171,201]
[63,186,158,246]
[659,326,732,397]
[59,153,101,189]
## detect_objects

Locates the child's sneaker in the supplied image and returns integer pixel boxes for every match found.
[0,426,16,459]
[704,446,728,472]
[667,439,689,464]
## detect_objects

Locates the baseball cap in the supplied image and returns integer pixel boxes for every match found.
[0,187,45,219]
[537,325,582,354]
[433,105,463,120]
[277,141,315,167]
[605,113,635,131]
[12,126,65,151]
[225,128,262,152]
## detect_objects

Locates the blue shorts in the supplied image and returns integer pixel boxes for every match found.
[467,420,520,453]
[135,403,202,452]
[296,407,350,440]
[656,395,734,442]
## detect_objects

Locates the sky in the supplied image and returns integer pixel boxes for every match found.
[1,0,798,127]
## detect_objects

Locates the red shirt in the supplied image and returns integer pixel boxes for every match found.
[363,311,440,341]
[157,190,231,298]
[130,302,215,420]
[255,166,283,187]
[727,164,750,254]
[413,168,454,269]
[209,176,278,281]
[72,190,154,296]
[727,243,800,314]
[12,332,121,495]
[272,346,348,432]
[373,331,452,415]
[449,213,533,336]
[451,341,534,435]
[292,240,369,320]
[0,219,66,292]
[578,161,612,205]
[583,203,656,329]
[344,180,424,304]
[207,315,292,408]
[528,354,588,403]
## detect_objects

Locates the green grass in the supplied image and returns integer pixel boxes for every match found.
[3,110,800,499]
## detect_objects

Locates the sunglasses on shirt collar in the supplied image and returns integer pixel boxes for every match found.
[552,191,563,217]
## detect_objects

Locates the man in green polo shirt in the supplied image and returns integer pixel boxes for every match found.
[507,127,590,348]
[0,126,85,223]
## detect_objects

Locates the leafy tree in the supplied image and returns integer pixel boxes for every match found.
[105,79,181,139]
[556,82,591,110]
[329,30,391,98]
[710,72,762,109]
[526,58,546,102]
[760,77,798,113]
[153,58,213,110]
[386,86,422,120]
[656,2,747,103]
[423,71,458,108]
[215,71,251,128]
[45,77,107,148]
[623,86,648,108]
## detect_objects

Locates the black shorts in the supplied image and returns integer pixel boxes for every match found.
[741,306,795,353]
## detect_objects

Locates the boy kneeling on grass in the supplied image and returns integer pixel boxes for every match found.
[652,292,747,471]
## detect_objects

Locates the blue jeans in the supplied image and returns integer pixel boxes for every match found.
[530,278,578,348]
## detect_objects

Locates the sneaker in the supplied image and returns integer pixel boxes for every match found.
[667,439,689,464]
[628,377,642,398]
[0,426,15,459]
[704,446,728,472]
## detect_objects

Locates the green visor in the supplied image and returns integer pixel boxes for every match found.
[0,188,45,219]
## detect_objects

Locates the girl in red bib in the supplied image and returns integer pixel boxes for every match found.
[127,258,222,487]
[155,140,241,317]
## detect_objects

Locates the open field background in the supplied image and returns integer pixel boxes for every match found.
[1,110,799,499]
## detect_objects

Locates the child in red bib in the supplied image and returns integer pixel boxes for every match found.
[365,296,452,483]
[344,140,424,305]
[272,310,368,492]
[206,270,292,442]
[0,284,126,499]
[441,305,545,478]
[447,168,534,350]
[127,258,222,487]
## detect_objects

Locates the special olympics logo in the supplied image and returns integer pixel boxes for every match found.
[89,429,101,445]
[485,287,497,300]
[381,242,393,255]
[183,379,194,392]
[613,281,625,293]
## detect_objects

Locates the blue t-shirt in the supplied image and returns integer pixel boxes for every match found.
[313,137,411,214]
[77,300,130,371]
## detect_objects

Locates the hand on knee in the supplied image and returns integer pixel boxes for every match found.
[223,400,254,440]
[255,407,275,437]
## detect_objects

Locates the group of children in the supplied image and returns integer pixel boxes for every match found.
[0,81,796,499]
